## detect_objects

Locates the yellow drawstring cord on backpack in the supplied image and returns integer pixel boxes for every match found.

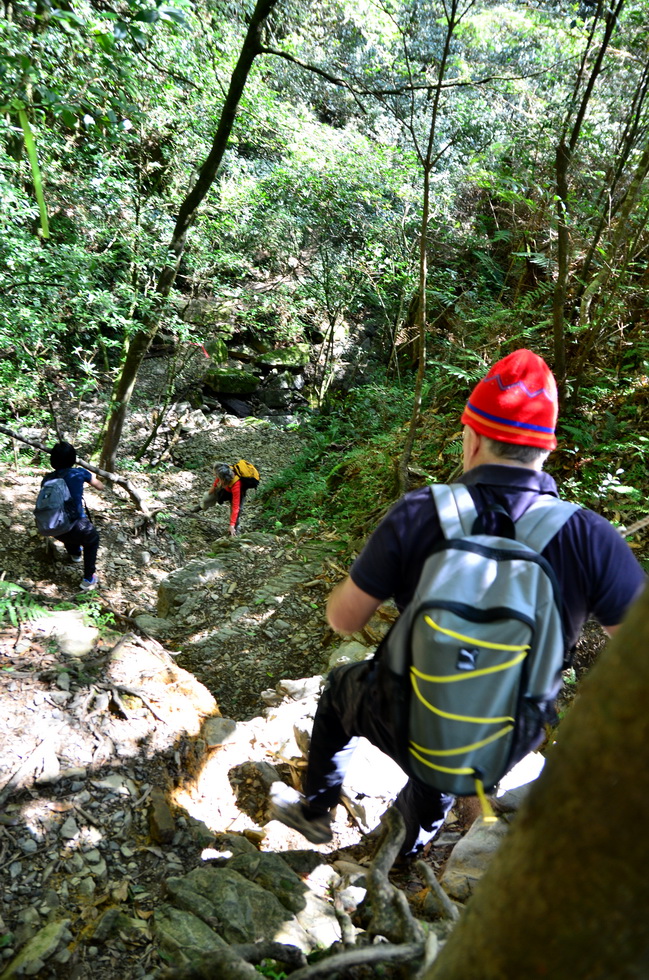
[475,777,498,823]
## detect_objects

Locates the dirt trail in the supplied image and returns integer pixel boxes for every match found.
[1,389,342,720]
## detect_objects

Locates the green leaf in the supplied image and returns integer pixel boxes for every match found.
[95,32,115,52]
[57,106,77,128]
[17,110,49,239]
[50,9,85,28]
[113,20,129,39]
[130,26,148,47]
[158,6,187,24]
[134,8,159,23]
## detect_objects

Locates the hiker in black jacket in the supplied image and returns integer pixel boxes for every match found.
[42,442,104,590]
[270,349,646,855]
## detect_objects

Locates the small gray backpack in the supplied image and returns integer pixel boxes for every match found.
[34,478,76,536]
[384,484,579,802]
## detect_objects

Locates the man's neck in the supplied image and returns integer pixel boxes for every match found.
[465,457,543,474]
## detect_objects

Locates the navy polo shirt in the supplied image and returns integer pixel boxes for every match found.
[350,464,646,650]
[42,467,91,522]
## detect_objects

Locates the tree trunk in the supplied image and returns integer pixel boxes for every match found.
[397,0,465,494]
[98,0,279,471]
[424,584,649,980]
[397,174,428,495]
[571,137,649,401]
[551,0,626,404]
[577,61,649,298]
[551,139,570,393]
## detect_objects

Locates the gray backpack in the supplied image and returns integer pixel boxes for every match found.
[34,478,76,536]
[384,484,579,800]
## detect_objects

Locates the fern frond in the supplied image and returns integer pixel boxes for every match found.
[444,441,464,457]
[0,582,49,626]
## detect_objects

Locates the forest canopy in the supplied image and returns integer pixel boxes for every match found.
[1,0,648,530]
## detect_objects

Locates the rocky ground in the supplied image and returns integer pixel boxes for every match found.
[0,359,618,979]
[0,366,426,980]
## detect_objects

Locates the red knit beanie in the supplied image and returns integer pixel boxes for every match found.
[461,349,558,450]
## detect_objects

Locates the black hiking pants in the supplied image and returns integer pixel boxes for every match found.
[57,516,100,581]
[303,660,454,854]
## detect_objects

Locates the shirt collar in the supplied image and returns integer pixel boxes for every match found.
[458,464,559,496]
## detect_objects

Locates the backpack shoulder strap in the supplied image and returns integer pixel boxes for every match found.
[430,483,477,539]
[515,496,580,553]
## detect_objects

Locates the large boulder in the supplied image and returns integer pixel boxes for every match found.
[204,367,260,396]
[256,344,310,370]
[163,866,313,949]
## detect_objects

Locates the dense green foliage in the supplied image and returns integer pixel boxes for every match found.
[258,346,649,563]
[1,0,648,544]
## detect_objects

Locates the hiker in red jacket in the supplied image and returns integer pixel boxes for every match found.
[200,462,247,535]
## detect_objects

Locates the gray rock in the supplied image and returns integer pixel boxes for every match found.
[157,560,228,619]
[134,614,174,638]
[440,815,512,902]
[30,610,98,658]
[256,345,310,370]
[227,852,306,914]
[164,867,310,949]
[327,640,373,670]
[56,672,71,691]
[185,817,216,847]
[66,851,85,874]
[75,878,96,898]
[59,816,79,840]
[91,774,137,795]
[294,888,341,950]
[153,905,227,965]
[0,919,71,980]
[275,677,323,701]
[201,716,237,747]
[278,850,330,876]
[91,909,149,944]
[204,368,259,397]
[203,833,258,859]
[148,787,175,844]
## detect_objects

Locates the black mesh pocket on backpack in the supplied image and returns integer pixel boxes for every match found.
[508,695,556,770]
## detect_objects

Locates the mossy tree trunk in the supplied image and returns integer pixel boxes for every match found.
[98,0,279,471]
[424,584,649,980]
[397,0,465,495]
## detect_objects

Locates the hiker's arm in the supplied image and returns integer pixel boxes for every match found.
[229,480,241,534]
[327,576,382,635]
[89,475,104,491]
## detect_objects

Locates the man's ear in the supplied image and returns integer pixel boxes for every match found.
[463,425,482,470]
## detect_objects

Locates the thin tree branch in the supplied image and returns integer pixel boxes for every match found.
[259,46,576,97]
[286,941,426,980]
[0,424,152,515]
[134,45,201,90]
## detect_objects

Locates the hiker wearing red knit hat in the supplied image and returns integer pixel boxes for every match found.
[270,350,645,856]
[462,348,558,450]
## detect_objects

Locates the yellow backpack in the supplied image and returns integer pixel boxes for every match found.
[233,460,260,489]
